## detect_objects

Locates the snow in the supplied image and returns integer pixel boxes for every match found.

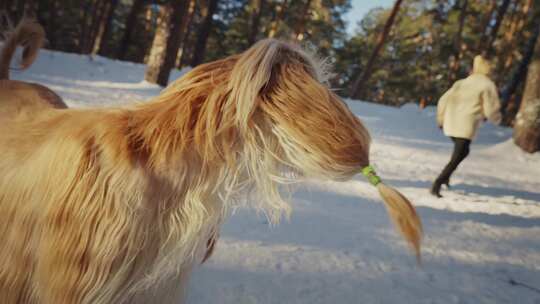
[11,49,540,303]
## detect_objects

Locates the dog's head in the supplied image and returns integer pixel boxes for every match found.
[227,39,371,180]
[152,40,371,221]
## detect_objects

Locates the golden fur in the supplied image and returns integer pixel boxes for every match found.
[0,34,422,303]
[0,18,66,121]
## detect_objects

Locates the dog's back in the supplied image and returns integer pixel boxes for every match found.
[0,18,66,121]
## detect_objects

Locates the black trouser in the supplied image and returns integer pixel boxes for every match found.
[436,137,471,183]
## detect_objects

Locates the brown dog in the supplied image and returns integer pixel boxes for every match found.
[0,37,421,303]
[0,19,66,121]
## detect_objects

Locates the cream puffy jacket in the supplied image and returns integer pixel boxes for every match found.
[437,73,502,140]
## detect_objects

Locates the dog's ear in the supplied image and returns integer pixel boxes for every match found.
[227,39,281,132]
[227,39,315,133]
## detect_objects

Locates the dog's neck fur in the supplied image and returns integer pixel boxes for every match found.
[128,57,239,171]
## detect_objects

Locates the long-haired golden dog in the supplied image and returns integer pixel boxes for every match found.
[0,19,66,121]
[0,26,422,303]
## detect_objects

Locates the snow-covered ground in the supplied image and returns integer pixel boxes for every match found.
[12,49,540,303]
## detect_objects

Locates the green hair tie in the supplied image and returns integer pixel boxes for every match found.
[362,165,382,186]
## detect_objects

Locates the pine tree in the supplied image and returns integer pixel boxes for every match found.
[117,0,147,60]
[92,0,119,56]
[501,5,540,124]
[350,0,403,99]
[175,0,197,67]
[191,0,219,66]
[80,0,107,54]
[514,31,540,153]
[483,0,511,57]
[448,0,468,84]
[292,0,312,41]
[268,0,288,38]
[145,0,190,86]
[475,0,497,52]
[247,0,265,45]
[44,0,60,49]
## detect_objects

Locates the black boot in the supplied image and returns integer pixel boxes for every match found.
[430,180,443,198]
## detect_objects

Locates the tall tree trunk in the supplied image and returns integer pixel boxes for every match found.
[50,0,60,49]
[145,5,172,84]
[79,0,92,52]
[501,13,540,124]
[176,23,193,68]
[495,0,532,84]
[43,0,60,49]
[161,0,190,82]
[513,34,540,153]
[190,0,219,67]
[178,37,193,67]
[350,0,403,99]
[92,0,119,56]
[145,0,189,86]
[142,5,156,64]
[515,0,533,35]
[267,0,287,38]
[483,0,511,57]
[80,0,104,54]
[448,0,468,85]
[117,0,146,60]
[292,0,312,41]
[475,0,497,53]
[503,0,533,70]
[175,0,197,67]
[247,0,265,45]
[86,0,108,53]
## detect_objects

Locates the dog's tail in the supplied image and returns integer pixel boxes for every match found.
[362,166,423,263]
[0,18,45,80]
